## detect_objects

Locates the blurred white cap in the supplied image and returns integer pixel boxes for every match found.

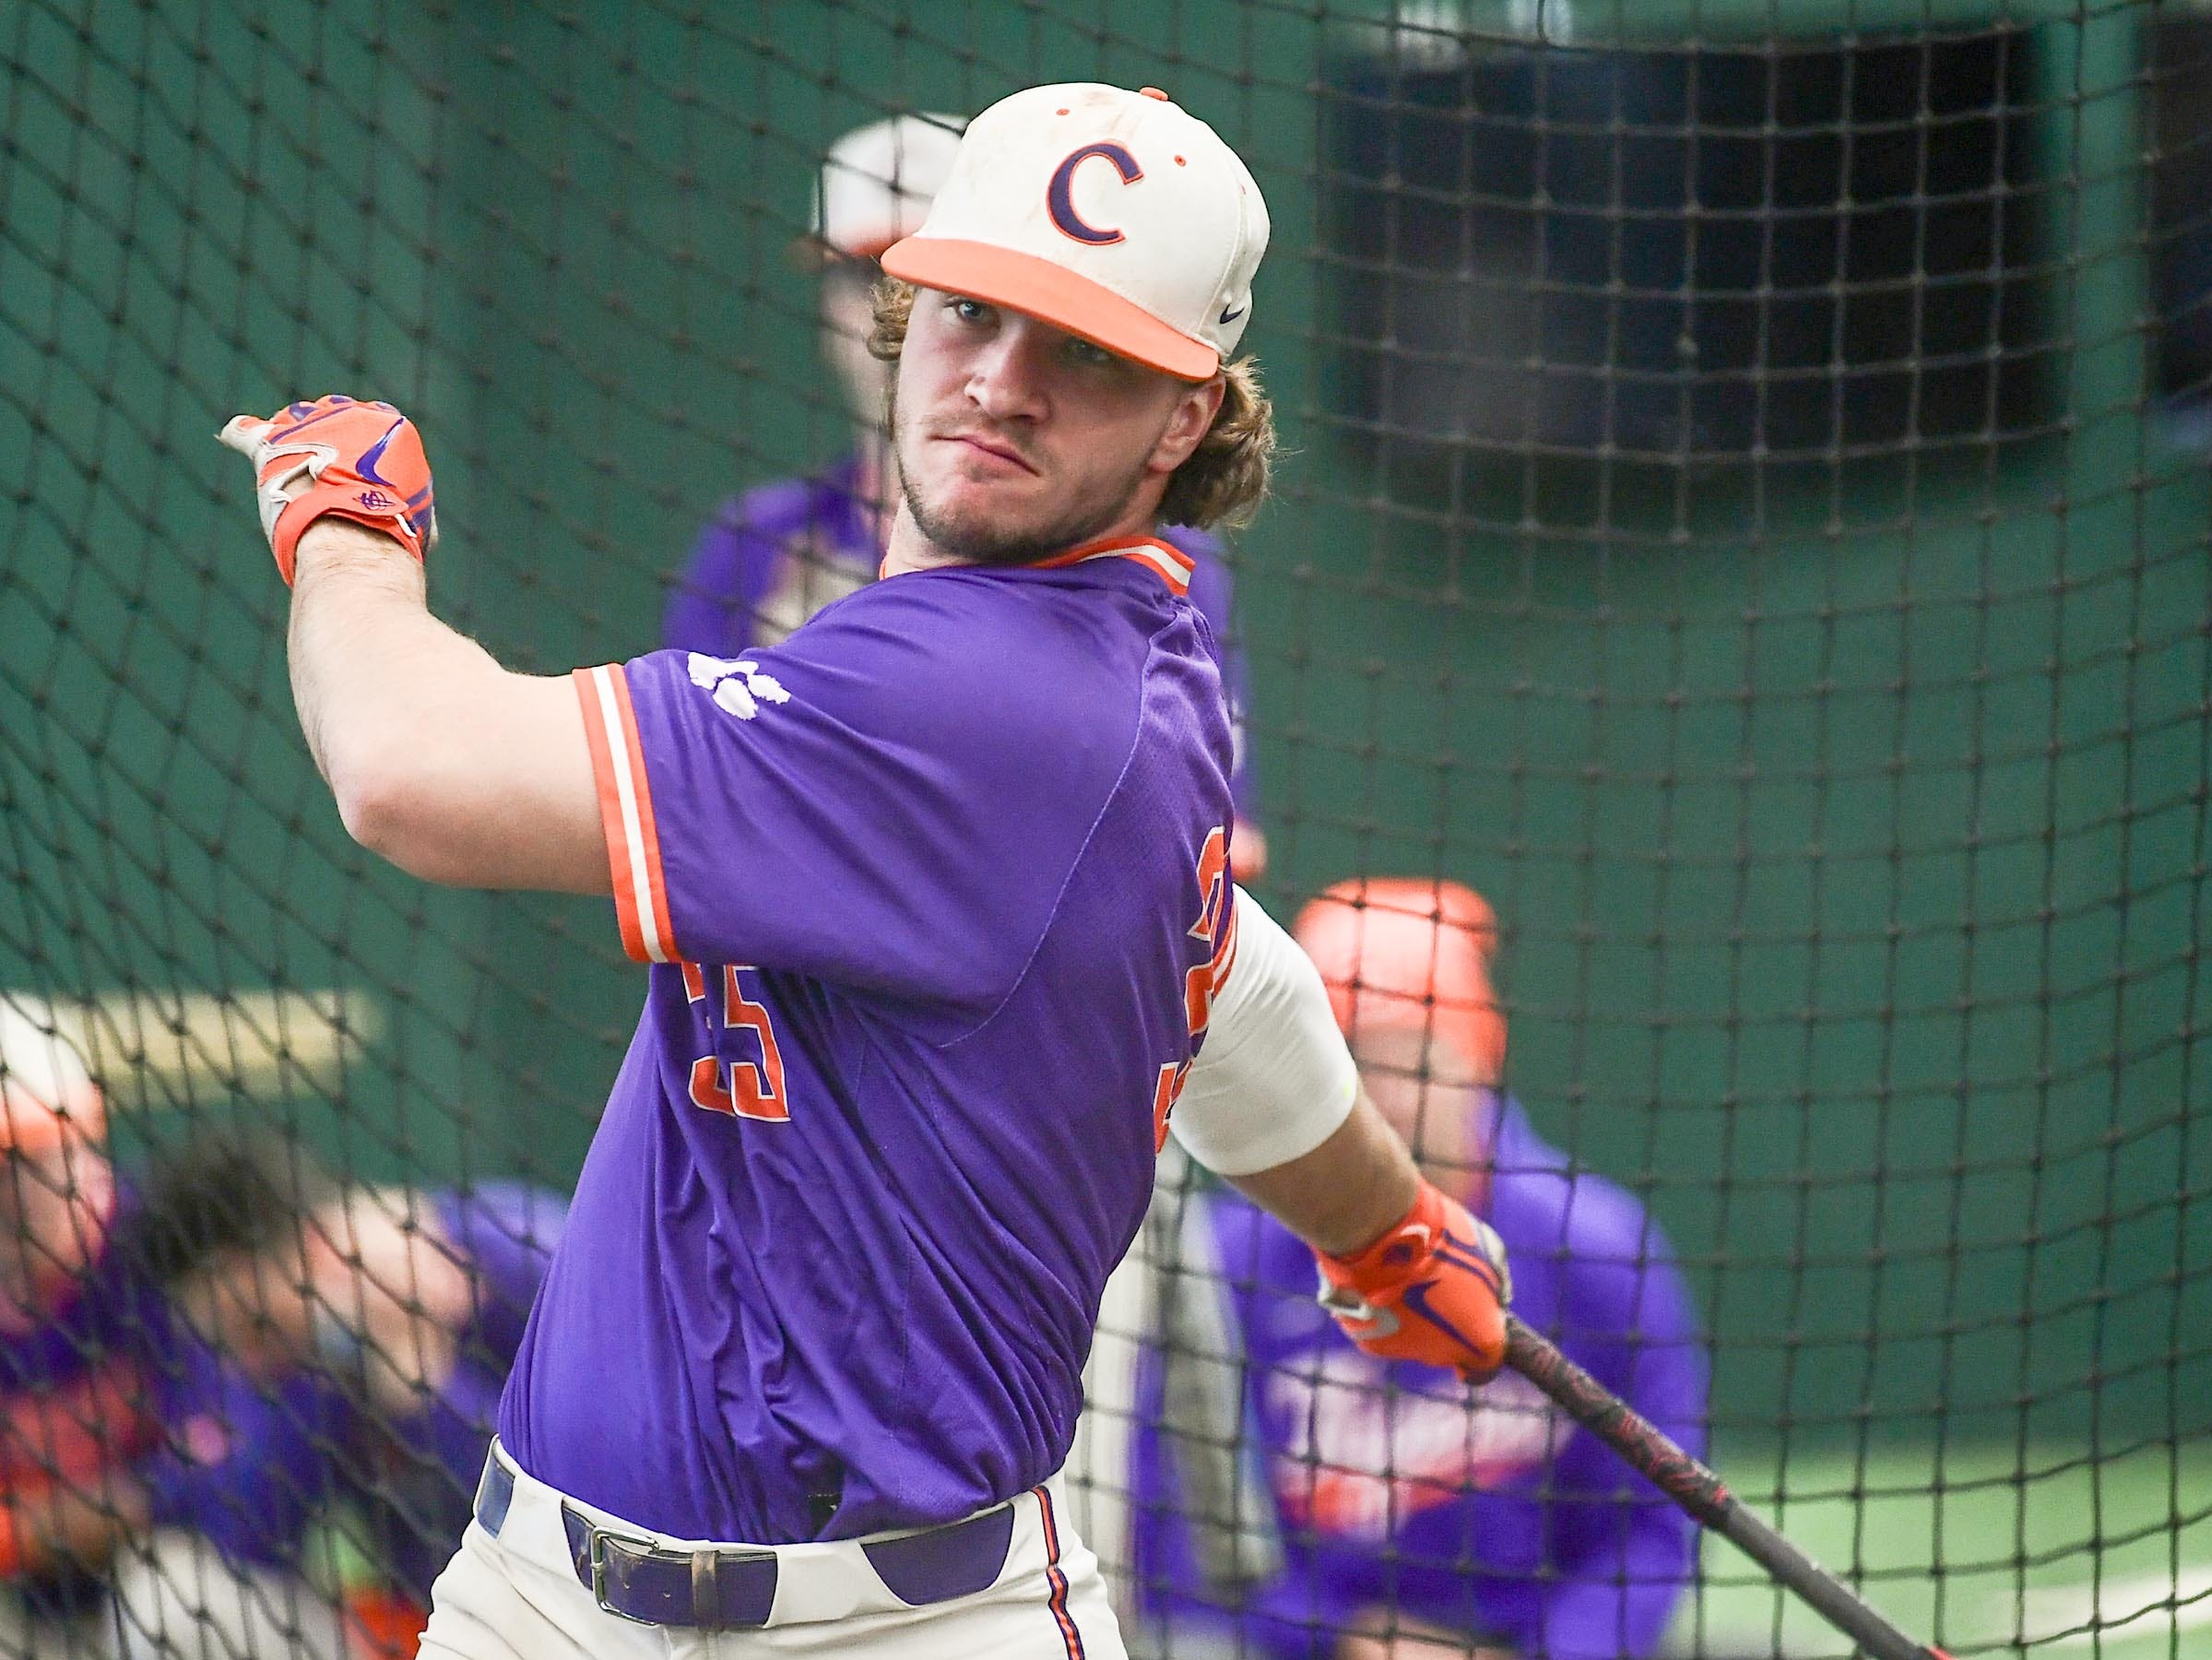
[881,82,1269,381]
[810,113,966,261]
[0,995,104,1152]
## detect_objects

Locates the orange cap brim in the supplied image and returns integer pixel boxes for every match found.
[880,237,1218,381]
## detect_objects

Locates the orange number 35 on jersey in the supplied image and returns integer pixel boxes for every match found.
[680,960,790,1122]
[1153,825,1239,1151]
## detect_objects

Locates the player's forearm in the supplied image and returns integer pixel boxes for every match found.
[1224,1090,1420,1258]
[288,520,606,891]
[289,520,467,812]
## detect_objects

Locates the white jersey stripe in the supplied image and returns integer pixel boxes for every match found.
[1075,542,1191,596]
[591,666,672,965]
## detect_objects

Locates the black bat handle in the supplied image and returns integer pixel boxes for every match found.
[1501,1315,1951,1660]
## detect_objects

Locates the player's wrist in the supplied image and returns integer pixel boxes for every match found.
[1319,1178,1446,1282]
[292,517,429,587]
[297,515,410,552]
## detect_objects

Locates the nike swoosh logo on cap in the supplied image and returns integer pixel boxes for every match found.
[1218,301,1246,325]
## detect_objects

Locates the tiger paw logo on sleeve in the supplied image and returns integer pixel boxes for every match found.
[686,653,791,721]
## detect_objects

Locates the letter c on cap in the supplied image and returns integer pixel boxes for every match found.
[1047,142,1143,246]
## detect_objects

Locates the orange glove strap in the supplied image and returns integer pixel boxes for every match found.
[1320,1180,1453,1291]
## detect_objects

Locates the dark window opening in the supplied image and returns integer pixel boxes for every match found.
[2151,14,2212,408]
[1320,28,2048,472]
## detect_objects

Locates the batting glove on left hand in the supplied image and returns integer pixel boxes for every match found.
[218,395,436,584]
[1315,1179,1513,1383]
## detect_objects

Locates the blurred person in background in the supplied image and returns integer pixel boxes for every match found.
[662,110,1269,877]
[0,992,566,1660]
[0,993,345,1660]
[162,1145,568,1659]
[1130,880,1707,1660]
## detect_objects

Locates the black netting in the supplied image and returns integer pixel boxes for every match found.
[2,3,2206,1657]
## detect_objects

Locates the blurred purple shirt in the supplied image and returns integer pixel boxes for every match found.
[364,1184,566,1601]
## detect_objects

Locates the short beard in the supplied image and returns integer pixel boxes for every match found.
[890,382,1154,567]
[899,468,1135,568]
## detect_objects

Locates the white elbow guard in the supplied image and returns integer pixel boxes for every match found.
[1170,885,1358,1177]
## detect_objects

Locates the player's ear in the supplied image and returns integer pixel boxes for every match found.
[1149,374,1226,475]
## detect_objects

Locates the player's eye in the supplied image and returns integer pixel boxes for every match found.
[1064,337,1118,370]
[946,296,995,327]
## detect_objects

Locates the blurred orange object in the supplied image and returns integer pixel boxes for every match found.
[344,1586,428,1660]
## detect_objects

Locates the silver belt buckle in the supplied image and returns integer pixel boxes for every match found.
[586,1526,668,1627]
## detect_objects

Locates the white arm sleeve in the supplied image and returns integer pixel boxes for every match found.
[1169,884,1358,1177]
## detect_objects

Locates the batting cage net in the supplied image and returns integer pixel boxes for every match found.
[2,1,2208,1656]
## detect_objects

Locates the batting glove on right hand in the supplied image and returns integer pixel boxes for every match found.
[217,395,436,584]
[1315,1179,1513,1383]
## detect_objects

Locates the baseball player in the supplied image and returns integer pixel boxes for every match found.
[167,1161,568,1647]
[666,111,1269,878]
[1131,881,1708,1660]
[218,82,1511,1660]
[0,995,348,1660]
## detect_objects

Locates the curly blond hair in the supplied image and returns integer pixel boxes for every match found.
[869,279,1273,531]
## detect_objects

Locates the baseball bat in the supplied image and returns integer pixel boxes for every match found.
[1502,1314,1952,1660]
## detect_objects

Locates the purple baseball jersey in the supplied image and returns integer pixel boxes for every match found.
[503,534,1239,1546]
[661,457,1260,818]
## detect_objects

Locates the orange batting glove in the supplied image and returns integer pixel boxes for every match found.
[217,396,436,584]
[1315,1179,1513,1382]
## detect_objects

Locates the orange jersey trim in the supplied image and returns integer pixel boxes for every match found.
[1211,888,1241,995]
[574,665,677,965]
[1034,533,1194,597]
[1032,1483,1086,1659]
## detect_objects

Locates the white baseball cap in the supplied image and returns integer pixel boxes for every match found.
[810,113,966,261]
[881,82,1270,382]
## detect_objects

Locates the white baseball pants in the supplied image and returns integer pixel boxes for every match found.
[418,1442,1129,1660]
